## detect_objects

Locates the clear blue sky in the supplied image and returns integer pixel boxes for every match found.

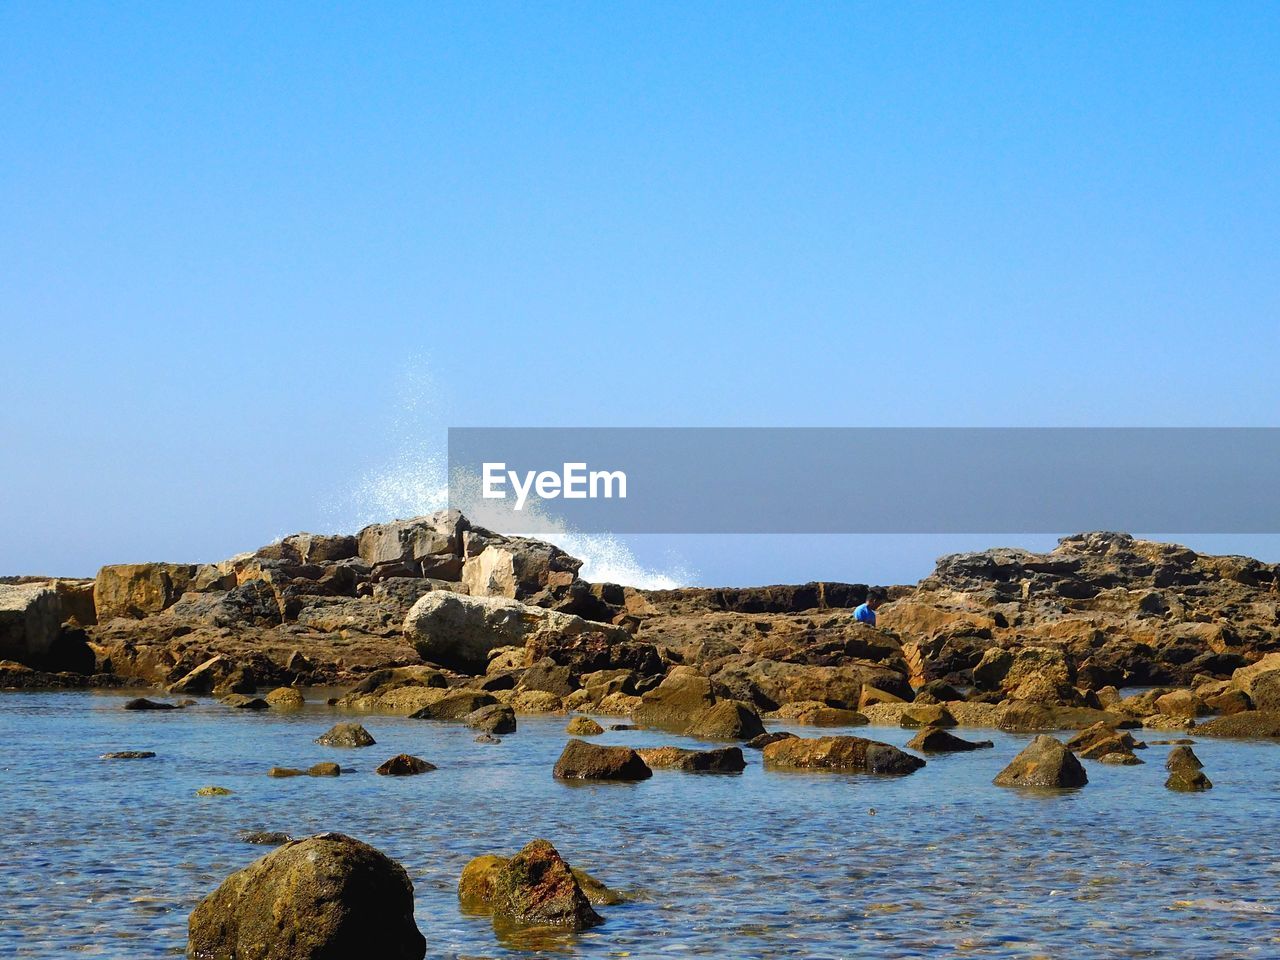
[2,3,1278,584]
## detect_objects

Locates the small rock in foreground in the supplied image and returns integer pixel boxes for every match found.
[308,762,341,777]
[196,786,234,797]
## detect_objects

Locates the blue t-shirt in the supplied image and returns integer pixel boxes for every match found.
[853,603,876,626]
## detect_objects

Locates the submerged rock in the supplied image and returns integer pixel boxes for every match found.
[746,731,797,750]
[565,716,604,736]
[762,735,925,775]
[221,694,269,710]
[100,750,156,759]
[993,736,1088,788]
[268,767,305,778]
[307,762,341,777]
[490,839,602,930]
[410,691,497,721]
[187,832,425,960]
[124,697,177,711]
[239,831,291,845]
[905,726,993,753]
[553,739,652,781]
[636,746,746,772]
[375,754,436,776]
[1166,768,1213,791]
[314,722,375,747]
[196,786,234,796]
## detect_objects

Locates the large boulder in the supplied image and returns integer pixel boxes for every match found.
[357,511,468,579]
[461,538,582,601]
[0,584,61,668]
[404,592,625,674]
[993,735,1088,788]
[489,839,602,930]
[94,563,197,620]
[686,700,766,740]
[762,735,925,775]
[632,667,718,730]
[553,739,652,781]
[186,832,425,959]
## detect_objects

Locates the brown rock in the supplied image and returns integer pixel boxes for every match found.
[905,726,993,752]
[636,746,746,772]
[566,716,604,736]
[314,722,376,747]
[375,754,436,776]
[762,735,925,775]
[186,832,425,959]
[553,739,652,781]
[993,735,1088,788]
[490,839,602,930]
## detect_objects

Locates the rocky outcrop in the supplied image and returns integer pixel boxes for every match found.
[762,735,925,775]
[0,584,62,668]
[186,832,425,959]
[993,735,1088,788]
[553,739,652,781]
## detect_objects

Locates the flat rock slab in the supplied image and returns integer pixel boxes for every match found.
[101,750,156,759]
[636,746,746,772]
[762,735,925,775]
[905,727,993,753]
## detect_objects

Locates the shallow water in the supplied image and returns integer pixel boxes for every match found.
[1,691,1277,959]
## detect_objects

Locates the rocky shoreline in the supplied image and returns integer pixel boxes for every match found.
[5,512,1280,955]
[3,513,1278,738]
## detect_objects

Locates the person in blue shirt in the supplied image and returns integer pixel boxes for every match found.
[853,588,887,626]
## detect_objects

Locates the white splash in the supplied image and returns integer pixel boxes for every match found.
[337,360,692,589]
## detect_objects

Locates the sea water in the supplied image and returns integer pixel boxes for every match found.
[1,691,1277,958]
